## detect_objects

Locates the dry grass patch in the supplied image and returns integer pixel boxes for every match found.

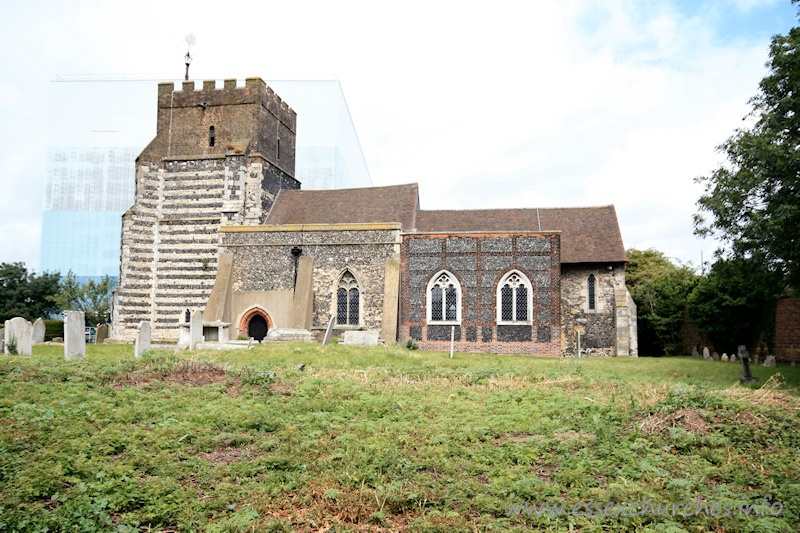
[639,408,710,435]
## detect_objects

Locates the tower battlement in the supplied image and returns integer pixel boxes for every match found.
[141,78,296,175]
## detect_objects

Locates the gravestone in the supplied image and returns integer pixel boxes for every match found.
[31,318,45,345]
[342,330,380,346]
[702,346,712,360]
[0,327,4,353]
[730,353,737,363]
[95,324,109,344]
[712,351,720,361]
[4,317,32,355]
[691,345,700,358]
[189,309,203,350]
[720,353,729,362]
[763,355,776,367]
[134,321,151,358]
[322,316,335,346]
[63,310,86,360]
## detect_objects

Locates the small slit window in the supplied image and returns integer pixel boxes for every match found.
[588,274,596,310]
[209,126,215,147]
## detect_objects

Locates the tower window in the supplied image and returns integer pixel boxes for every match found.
[209,126,215,147]
[588,274,596,310]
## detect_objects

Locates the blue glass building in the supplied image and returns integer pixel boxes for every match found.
[41,78,372,283]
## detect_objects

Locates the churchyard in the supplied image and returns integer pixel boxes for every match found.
[1,343,799,531]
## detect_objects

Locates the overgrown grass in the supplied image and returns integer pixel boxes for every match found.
[1,344,799,531]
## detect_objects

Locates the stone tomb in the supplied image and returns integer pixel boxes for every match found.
[342,330,381,346]
[31,318,45,345]
[4,317,32,355]
[63,310,86,360]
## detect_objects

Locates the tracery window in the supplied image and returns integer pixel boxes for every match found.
[336,270,360,326]
[588,274,596,310]
[497,271,532,324]
[427,271,461,324]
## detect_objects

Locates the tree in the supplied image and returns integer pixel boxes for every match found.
[626,249,699,355]
[0,262,61,322]
[687,254,784,354]
[694,8,800,290]
[50,271,116,325]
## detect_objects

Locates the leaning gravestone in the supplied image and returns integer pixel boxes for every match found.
[763,355,777,367]
[134,321,151,358]
[4,317,32,355]
[31,318,45,345]
[702,346,712,360]
[63,310,86,360]
[95,324,109,344]
[189,309,203,350]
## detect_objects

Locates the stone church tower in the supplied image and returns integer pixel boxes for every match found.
[112,78,299,341]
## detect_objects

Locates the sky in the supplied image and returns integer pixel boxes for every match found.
[0,0,797,273]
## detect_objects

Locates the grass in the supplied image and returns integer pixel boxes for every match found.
[1,343,799,531]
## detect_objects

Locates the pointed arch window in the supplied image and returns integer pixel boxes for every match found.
[497,271,533,324]
[588,274,596,310]
[336,270,360,326]
[427,270,461,324]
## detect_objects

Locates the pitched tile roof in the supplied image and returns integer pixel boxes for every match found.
[415,206,627,264]
[266,183,627,264]
[265,183,419,229]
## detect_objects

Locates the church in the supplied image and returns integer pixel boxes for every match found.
[111,78,637,357]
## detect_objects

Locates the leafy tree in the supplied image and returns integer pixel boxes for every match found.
[687,254,783,354]
[694,6,800,290]
[50,271,116,325]
[0,262,61,322]
[626,249,699,355]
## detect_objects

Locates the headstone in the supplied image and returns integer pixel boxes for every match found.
[31,318,45,345]
[791,361,797,367]
[4,317,32,355]
[63,310,86,360]
[691,345,700,358]
[738,345,757,383]
[95,324,109,344]
[0,327,4,353]
[322,316,335,346]
[189,309,203,350]
[134,321,151,358]
[730,353,737,363]
[712,351,720,361]
[342,330,381,346]
[763,355,776,367]
[720,354,729,362]
[702,346,712,360]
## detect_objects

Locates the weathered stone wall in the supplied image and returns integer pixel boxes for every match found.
[220,226,401,337]
[399,233,561,356]
[560,265,627,356]
[113,153,298,341]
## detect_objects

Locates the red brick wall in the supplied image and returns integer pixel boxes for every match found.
[775,297,800,362]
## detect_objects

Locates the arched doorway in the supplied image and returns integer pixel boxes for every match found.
[239,307,273,342]
[248,315,268,341]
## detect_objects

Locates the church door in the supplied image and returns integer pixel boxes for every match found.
[248,315,268,341]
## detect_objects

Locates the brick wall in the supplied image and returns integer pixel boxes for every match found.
[775,297,800,362]
[399,233,561,356]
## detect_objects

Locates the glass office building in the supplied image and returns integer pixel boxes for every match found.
[41,78,372,283]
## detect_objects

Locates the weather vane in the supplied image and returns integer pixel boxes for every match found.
[184,33,196,81]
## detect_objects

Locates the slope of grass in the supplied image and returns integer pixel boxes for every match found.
[1,343,798,531]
